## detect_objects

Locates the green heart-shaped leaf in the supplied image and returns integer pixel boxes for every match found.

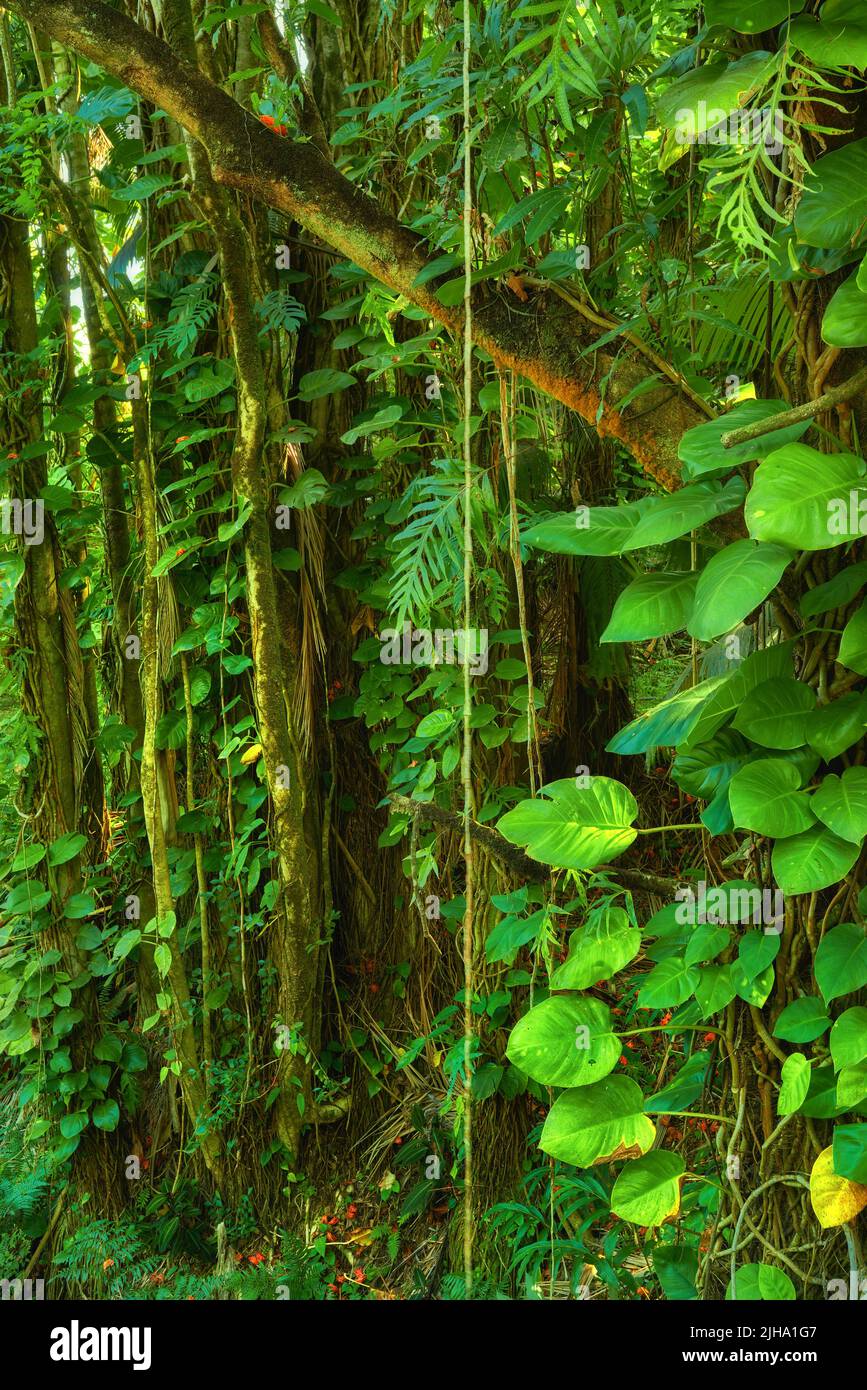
[497,777,638,871]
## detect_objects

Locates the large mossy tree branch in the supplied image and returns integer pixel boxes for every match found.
[14,0,707,490]
[388,794,684,897]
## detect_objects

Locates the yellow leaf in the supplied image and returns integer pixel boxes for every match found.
[240,743,263,765]
[810,1145,867,1228]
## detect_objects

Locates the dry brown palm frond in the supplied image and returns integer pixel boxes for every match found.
[354,1085,446,1180]
[87,125,113,174]
[155,574,180,684]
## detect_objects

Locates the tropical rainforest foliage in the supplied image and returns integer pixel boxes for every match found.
[2,0,867,1304]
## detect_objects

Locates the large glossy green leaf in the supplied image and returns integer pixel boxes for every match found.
[830,1007,867,1070]
[773,997,831,1043]
[497,777,638,870]
[485,908,546,965]
[745,444,867,550]
[838,600,867,674]
[671,728,752,798]
[155,710,187,751]
[801,1065,842,1117]
[727,1263,795,1300]
[728,757,815,837]
[812,767,867,844]
[732,677,815,749]
[821,273,867,347]
[837,1062,867,1108]
[655,51,779,142]
[800,560,867,618]
[772,825,859,896]
[638,956,700,1008]
[644,902,690,938]
[652,1243,699,1300]
[815,923,867,1004]
[628,478,746,549]
[92,1098,120,1132]
[706,0,804,31]
[738,930,780,980]
[505,996,619,1088]
[685,923,730,966]
[767,226,859,282]
[696,786,726,835]
[60,1111,88,1139]
[47,832,87,867]
[644,1052,711,1113]
[778,1053,811,1115]
[689,540,792,640]
[683,642,794,748]
[735,960,775,1007]
[794,137,867,249]
[524,480,745,557]
[790,0,867,69]
[522,499,647,556]
[833,1124,867,1183]
[678,399,812,481]
[601,571,697,642]
[676,878,771,927]
[610,1151,685,1227]
[184,359,235,403]
[539,1075,656,1167]
[805,691,867,759]
[297,368,356,401]
[550,906,640,990]
[415,709,456,741]
[607,678,727,755]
